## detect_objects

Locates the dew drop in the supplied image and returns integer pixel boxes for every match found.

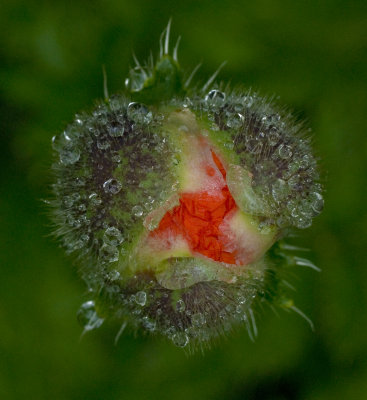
[75,177,85,186]
[191,313,206,327]
[78,204,86,212]
[262,113,281,127]
[135,291,147,306]
[144,196,155,211]
[99,244,119,263]
[244,95,254,107]
[127,102,152,124]
[72,234,89,250]
[268,126,280,146]
[272,178,290,202]
[97,140,110,150]
[310,192,324,214]
[107,270,120,281]
[295,216,312,229]
[132,205,144,217]
[176,299,186,313]
[205,90,226,106]
[75,117,83,126]
[109,124,125,137]
[141,316,156,331]
[246,138,263,154]
[59,144,80,165]
[89,193,102,206]
[125,67,146,92]
[103,178,122,194]
[77,301,104,331]
[278,144,293,159]
[288,174,301,191]
[103,227,124,246]
[172,331,189,348]
[111,152,122,163]
[63,193,80,208]
[226,112,244,129]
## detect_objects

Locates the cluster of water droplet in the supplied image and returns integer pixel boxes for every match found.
[51,95,179,292]
[94,266,263,349]
[186,89,324,230]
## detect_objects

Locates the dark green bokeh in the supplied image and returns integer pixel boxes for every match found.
[1,0,366,399]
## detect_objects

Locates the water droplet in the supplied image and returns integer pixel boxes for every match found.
[111,152,121,163]
[268,126,280,146]
[258,222,273,235]
[125,67,146,92]
[107,270,120,281]
[100,244,119,262]
[310,192,324,214]
[244,95,254,107]
[77,301,104,331]
[143,196,155,211]
[97,140,110,150]
[109,124,125,137]
[135,291,147,306]
[290,206,299,218]
[103,178,122,194]
[93,107,108,123]
[288,174,301,191]
[75,177,85,186]
[108,96,121,111]
[63,193,80,208]
[205,90,226,106]
[132,205,144,217]
[75,117,83,126]
[278,144,293,159]
[226,112,244,129]
[176,299,186,312]
[67,215,82,228]
[272,178,290,202]
[52,131,70,151]
[103,227,124,246]
[172,332,189,348]
[299,155,310,169]
[191,313,206,327]
[295,216,312,229]
[141,316,156,331]
[127,102,152,124]
[246,138,263,154]
[89,193,102,206]
[73,234,89,250]
[262,113,280,127]
[59,144,80,165]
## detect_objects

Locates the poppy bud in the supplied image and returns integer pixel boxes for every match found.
[50,24,323,349]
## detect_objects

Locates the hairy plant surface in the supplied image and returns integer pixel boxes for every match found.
[50,24,323,350]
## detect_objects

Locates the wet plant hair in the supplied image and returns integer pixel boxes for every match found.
[50,22,323,351]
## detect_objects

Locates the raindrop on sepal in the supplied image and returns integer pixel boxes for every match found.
[172,331,189,348]
[205,89,226,107]
[135,291,147,306]
[103,178,122,194]
[77,301,104,333]
[127,102,152,124]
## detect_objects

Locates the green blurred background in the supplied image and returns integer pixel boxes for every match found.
[1,0,367,399]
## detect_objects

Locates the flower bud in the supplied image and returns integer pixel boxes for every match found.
[50,25,323,349]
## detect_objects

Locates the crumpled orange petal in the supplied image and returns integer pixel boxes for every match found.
[150,150,239,264]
